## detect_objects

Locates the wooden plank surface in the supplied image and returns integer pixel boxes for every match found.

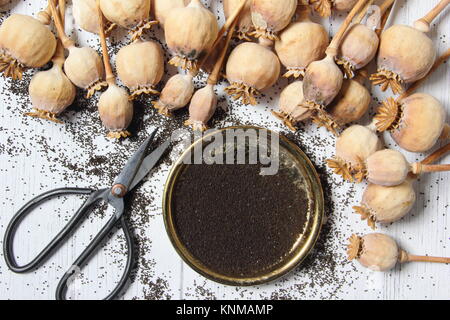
[0,0,448,300]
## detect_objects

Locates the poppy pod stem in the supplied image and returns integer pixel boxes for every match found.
[96,0,114,85]
[354,0,375,25]
[49,0,107,97]
[25,0,75,124]
[48,0,75,49]
[198,0,247,73]
[220,0,247,38]
[45,0,66,66]
[51,40,65,67]
[185,20,237,131]
[95,0,133,139]
[207,22,236,86]
[398,251,450,265]
[411,163,450,175]
[186,22,237,132]
[441,124,450,140]
[354,69,368,83]
[414,0,450,33]
[421,143,450,166]
[373,0,395,34]
[43,0,65,30]
[380,0,396,15]
[59,0,66,25]
[326,0,369,58]
[364,0,395,31]
[37,0,54,25]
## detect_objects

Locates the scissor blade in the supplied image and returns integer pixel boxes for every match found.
[128,140,170,192]
[114,129,158,191]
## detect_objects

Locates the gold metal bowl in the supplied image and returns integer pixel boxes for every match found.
[162,126,324,286]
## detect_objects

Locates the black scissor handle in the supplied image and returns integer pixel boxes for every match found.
[55,215,135,300]
[3,188,97,273]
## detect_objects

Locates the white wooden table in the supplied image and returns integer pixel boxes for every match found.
[0,0,449,300]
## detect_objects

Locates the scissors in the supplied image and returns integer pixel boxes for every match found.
[3,129,170,300]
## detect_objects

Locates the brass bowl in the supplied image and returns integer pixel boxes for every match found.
[162,126,324,286]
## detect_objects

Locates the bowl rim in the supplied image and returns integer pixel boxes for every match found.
[162,126,324,286]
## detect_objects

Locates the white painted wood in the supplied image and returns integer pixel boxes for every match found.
[0,0,449,300]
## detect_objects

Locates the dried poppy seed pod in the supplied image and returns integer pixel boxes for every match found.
[49,1,106,98]
[250,0,298,41]
[302,54,343,109]
[165,0,219,73]
[337,23,379,79]
[185,84,218,132]
[374,49,450,153]
[317,72,371,134]
[73,0,115,35]
[64,46,106,98]
[354,179,416,229]
[310,0,358,17]
[301,0,367,112]
[396,94,447,152]
[186,19,236,132]
[362,148,450,186]
[370,25,436,94]
[347,234,399,271]
[275,6,329,78]
[272,81,312,131]
[225,41,281,106]
[0,14,57,80]
[355,143,450,229]
[327,124,382,182]
[348,233,450,272]
[98,83,134,138]
[99,0,157,41]
[376,93,446,153]
[152,0,189,26]
[152,74,194,117]
[116,39,164,100]
[365,149,410,186]
[336,125,382,168]
[73,0,99,33]
[96,0,134,139]
[26,42,76,123]
[336,0,395,78]
[224,0,254,40]
[370,0,450,94]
